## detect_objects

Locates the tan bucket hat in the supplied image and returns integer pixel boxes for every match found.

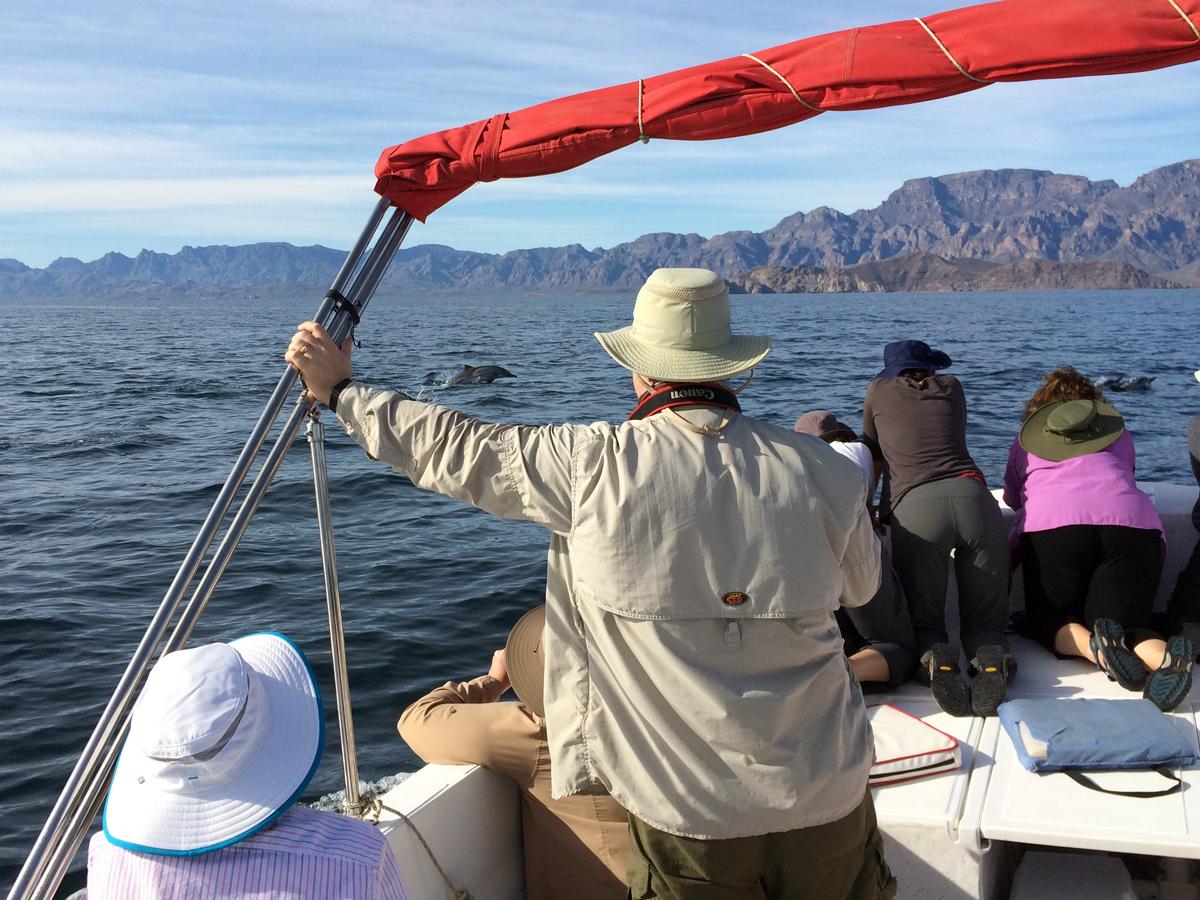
[1019,398,1125,461]
[595,268,770,382]
[506,605,546,717]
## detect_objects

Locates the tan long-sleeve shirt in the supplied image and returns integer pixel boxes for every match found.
[339,384,880,839]
[398,676,629,900]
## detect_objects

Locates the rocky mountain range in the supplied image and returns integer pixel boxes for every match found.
[4,159,1200,298]
[728,254,1183,294]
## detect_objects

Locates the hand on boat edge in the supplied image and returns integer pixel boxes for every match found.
[285,321,352,406]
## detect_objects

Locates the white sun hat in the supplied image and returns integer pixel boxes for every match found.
[102,633,323,855]
[595,268,770,382]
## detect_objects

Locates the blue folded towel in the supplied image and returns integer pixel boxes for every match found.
[997,698,1197,773]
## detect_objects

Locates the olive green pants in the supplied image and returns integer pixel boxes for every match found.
[626,792,896,900]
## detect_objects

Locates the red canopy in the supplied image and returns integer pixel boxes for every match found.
[375,0,1200,220]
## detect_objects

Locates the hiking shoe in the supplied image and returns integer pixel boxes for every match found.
[921,643,972,717]
[969,645,1012,717]
[1143,636,1195,712]
[1091,618,1148,691]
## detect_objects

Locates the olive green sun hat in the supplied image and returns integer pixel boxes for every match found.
[595,268,771,382]
[505,605,546,717]
[1019,398,1125,462]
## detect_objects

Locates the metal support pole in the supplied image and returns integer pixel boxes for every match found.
[306,408,366,816]
[20,207,413,897]
[27,775,109,900]
[8,198,403,900]
[166,208,413,651]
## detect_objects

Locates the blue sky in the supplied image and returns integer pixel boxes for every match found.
[4,0,1199,268]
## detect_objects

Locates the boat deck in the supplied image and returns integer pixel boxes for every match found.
[868,639,1200,899]
[374,647,1200,899]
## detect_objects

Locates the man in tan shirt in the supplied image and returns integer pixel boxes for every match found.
[398,606,629,900]
[287,268,893,897]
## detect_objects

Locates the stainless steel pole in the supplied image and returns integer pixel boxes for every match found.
[7,197,397,900]
[164,209,413,651]
[27,206,413,899]
[27,767,109,900]
[27,209,411,898]
[306,408,366,816]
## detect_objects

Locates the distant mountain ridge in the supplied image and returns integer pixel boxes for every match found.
[728,254,1183,294]
[4,159,1200,298]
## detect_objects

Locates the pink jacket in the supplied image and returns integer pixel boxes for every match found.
[1002,430,1163,540]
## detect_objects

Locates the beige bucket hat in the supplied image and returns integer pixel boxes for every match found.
[595,268,770,382]
[505,605,545,717]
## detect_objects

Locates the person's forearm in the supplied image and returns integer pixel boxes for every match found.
[333,382,576,532]
[398,676,539,775]
[334,383,527,516]
[403,676,507,718]
[397,677,506,763]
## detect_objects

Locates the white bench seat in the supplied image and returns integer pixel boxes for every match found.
[870,635,1200,898]
[981,702,1200,860]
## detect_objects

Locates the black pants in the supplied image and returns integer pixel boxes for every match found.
[888,478,1010,659]
[1021,524,1162,649]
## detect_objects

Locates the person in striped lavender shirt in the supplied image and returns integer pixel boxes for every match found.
[85,633,411,900]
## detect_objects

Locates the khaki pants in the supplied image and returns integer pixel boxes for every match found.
[626,792,896,900]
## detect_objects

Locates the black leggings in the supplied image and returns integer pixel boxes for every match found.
[1021,524,1163,649]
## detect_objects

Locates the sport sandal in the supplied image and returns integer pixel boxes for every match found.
[1143,635,1195,713]
[968,645,1011,717]
[922,643,972,717]
[1090,618,1148,691]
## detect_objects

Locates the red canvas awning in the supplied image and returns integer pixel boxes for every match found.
[375,0,1200,220]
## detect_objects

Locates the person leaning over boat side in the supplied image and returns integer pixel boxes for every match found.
[1004,367,1194,712]
[398,606,630,900]
[794,409,917,687]
[85,634,410,900]
[862,340,1013,718]
[286,268,895,899]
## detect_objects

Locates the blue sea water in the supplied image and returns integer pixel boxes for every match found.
[2,288,1199,894]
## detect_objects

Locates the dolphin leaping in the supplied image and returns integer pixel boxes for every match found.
[442,365,517,386]
[1094,375,1155,393]
[1112,376,1154,392]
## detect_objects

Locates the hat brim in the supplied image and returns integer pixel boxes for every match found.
[876,350,952,380]
[506,606,546,718]
[595,326,770,383]
[103,633,323,856]
[1019,401,1125,462]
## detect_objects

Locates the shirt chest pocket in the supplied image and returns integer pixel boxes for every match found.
[568,424,855,622]
[568,499,847,622]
